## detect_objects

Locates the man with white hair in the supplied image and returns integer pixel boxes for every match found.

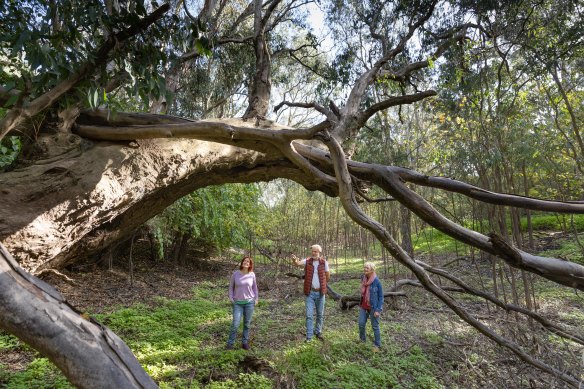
[292,244,330,341]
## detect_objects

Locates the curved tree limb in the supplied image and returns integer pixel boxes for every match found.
[373,167,584,291]
[276,142,337,187]
[77,110,331,146]
[389,166,584,213]
[76,118,313,143]
[294,140,584,212]
[355,90,437,128]
[290,143,584,290]
[72,121,584,291]
[72,122,584,291]
[321,133,581,388]
[273,100,337,123]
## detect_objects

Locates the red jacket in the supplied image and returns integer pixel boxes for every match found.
[303,258,327,296]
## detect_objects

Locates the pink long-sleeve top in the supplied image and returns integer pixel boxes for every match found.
[228,270,259,303]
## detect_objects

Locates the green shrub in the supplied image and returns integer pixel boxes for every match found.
[0,333,21,351]
[0,136,21,170]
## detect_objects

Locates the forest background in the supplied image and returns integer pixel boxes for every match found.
[1,0,584,387]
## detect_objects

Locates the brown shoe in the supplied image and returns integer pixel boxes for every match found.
[242,343,250,350]
[372,346,380,353]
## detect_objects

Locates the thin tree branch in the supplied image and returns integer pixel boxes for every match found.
[273,100,337,122]
[356,90,437,127]
[416,260,584,346]
[390,166,584,213]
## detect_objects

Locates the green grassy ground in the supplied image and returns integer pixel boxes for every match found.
[3,214,584,388]
[0,264,440,388]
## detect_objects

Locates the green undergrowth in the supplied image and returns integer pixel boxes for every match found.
[277,334,439,388]
[413,214,584,256]
[1,273,440,388]
[534,279,584,305]
[540,235,584,265]
[523,214,584,232]
[329,257,368,274]
[0,358,72,389]
[7,250,582,388]
[0,333,73,389]
[413,229,461,255]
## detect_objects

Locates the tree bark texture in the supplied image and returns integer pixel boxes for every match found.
[0,117,310,272]
[0,244,157,389]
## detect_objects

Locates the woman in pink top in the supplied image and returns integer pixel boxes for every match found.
[226,256,258,350]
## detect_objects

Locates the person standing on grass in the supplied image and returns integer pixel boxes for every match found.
[227,256,258,350]
[292,244,330,342]
[359,261,384,352]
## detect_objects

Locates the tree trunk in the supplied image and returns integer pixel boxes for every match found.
[0,244,157,389]
[0,116,313,272]
[399,204,414,258]
[242,0,272,120]
[177,233,191,264]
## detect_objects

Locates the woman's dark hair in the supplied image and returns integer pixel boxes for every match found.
[239,256,254,272]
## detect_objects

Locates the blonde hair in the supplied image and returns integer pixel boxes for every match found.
[364,261,376,271]
[311,244,322,253]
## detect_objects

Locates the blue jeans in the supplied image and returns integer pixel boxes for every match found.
[359,308,381,347]
[227,302,254,346]
[305,291,325,340]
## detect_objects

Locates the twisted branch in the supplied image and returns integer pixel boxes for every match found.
[321,134,581,388]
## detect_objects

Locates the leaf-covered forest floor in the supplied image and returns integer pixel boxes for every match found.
[1,235,584,388]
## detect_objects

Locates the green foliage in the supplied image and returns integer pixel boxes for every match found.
[413,214,584,257]
[0,0,196,113]
[522,214,584,232]
[205,373,273,389]
[0,333,21,351]
[277,331,440,388]
[0,358,73,389]
[413,228,460,255]
[148,183,266,257]
[86,88,107,110]
[0,136,21,170]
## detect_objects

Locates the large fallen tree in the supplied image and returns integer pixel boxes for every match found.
[1,0,583,387]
